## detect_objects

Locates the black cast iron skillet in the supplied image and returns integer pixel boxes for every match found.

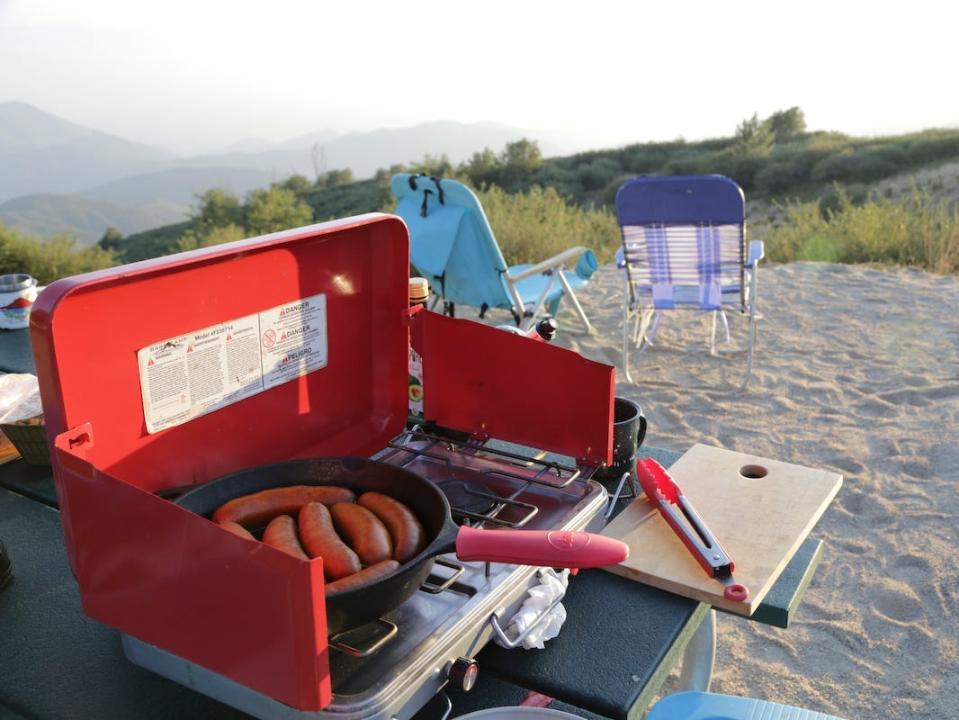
[175,457,627,634]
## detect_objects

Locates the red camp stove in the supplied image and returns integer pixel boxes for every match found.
[124,428,611,719]
[30,214,615,720]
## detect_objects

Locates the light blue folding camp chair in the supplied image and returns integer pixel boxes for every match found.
[615,175,764,387]
[392,174,597,332]
[648,691,847,719]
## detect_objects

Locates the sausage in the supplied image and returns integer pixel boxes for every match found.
[325,560,400,596]
[216,521,256,541]
[262,515,309,560]
[298,502,362,580]
[212,485,356,527]
[330,502,393,565]
[357,492,426,562]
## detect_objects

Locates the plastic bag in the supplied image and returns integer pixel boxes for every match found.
[495,568,570,650]
[0,374,41,423]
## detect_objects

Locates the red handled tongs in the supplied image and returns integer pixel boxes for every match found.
[636,458,749,602]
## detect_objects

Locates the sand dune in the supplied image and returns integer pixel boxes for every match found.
[486,261,959,719]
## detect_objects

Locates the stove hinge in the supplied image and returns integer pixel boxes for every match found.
[575,458,603,480]
[403,303,425,325]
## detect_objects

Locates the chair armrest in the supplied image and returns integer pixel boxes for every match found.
[506,246,587,283]
[746,240,765,268]
[615,246,626,268]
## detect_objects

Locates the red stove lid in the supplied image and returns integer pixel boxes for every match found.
[30,214,410,493]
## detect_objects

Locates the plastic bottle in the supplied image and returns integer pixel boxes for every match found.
[0,274,38,330]
[408,278,429,418]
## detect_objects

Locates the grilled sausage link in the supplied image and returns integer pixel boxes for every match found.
[212,485,356,528]
[298,502,362,580]
[262,515,309,560]
[217,521,256,541]
[357,492,426,562]
[330,502,393,566]
[325,560,400,597]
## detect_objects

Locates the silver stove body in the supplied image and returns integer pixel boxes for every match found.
[122,431,610,720]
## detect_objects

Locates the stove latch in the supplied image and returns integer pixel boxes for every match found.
[446,657,479,692]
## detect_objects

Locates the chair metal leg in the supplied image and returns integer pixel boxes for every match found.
[710,311,732,356]
[521,275,557,332]
[678,608,716,692]
[557,271,594,334]
[623,276,634,384]
[740,267,760,390]
[636,310,656,351]
[710,311,718,355]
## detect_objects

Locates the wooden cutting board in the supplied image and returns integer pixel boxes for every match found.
[601,444,842,616]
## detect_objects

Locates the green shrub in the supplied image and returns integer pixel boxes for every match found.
[0,223,116,284]
[177,223,247,251]
[754,160,804,194]
[600,174,636,207]
[623,142,682,174]
[475,185,620,265]
[766,187,959,272]
[245,186,314,235]
[818,183,868,215]
[528,164,583,199]
[810,152,854,182]
[576,157,623,192]
[661,148,717,177]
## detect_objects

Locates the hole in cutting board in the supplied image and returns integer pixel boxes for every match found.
[739,464,768,479]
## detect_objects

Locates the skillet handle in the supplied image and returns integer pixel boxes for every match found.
[454,526,628,568]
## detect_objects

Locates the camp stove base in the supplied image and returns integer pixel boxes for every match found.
[121,448,608,720]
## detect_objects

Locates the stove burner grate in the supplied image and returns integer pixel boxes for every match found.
[441,480,497,516]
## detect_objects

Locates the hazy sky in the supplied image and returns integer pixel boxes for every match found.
[1,0,954,155]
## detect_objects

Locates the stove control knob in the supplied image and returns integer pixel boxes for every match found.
[448,657,479,692]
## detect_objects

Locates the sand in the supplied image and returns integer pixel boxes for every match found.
[486,261,959,719]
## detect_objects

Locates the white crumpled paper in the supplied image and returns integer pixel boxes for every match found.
[495,568,570,650]
[0,374,41,423]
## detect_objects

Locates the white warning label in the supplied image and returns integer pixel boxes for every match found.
[137,293,328,433]
[259,295,328,390]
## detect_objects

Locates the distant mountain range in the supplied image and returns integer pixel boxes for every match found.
[0,102,574,244]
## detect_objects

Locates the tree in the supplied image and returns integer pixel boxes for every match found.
[191,188,243,229]
[315,168,354,189]
[373,163,409,182]
[731,113,774,156]
[98,226,123,252]
[245,187,314,235]
[764,106,806,142]
[461,147,500,180]
[278,174,313,197]
[410,154,453,177]
[500,138,543,172]
[177,223,247,252]
[0,222,115,284]
[765,107,807,141]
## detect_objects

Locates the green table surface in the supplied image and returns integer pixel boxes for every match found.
[0,328,35,375]
[0,445,824,720]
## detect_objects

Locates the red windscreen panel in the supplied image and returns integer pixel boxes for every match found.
[418,312,614,466]
[30,215,409,494]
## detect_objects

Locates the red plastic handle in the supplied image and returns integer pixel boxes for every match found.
[454,526,628,568]
[635,458,681,503]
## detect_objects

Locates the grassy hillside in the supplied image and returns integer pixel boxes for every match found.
[38,110,959,276]
[483,127,959,209]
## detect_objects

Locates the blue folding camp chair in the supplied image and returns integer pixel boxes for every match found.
[615,175,764,387]
[392,174,597,333]
[648,691,846,719]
